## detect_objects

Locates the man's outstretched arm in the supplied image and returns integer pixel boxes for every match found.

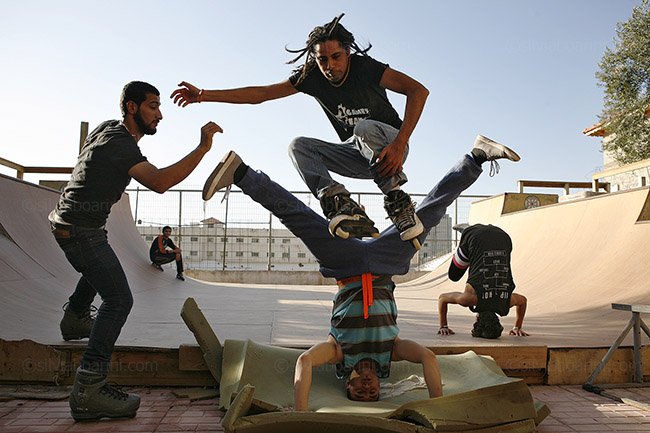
[294,336,341,411]
[392,338,442,398]
[509,293,529,336]
[376,68,429,177]
[171,80,298,107]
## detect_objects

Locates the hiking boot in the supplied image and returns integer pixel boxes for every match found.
[60,303,96,341]
[69,367,140,421]
[203,151,243,201]
[151,262,164,271]
[320,190,379,239]
[384,190,424,241]
[472,135,520,177]
[176,273,185,281]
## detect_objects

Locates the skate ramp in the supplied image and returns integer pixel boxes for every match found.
[400,187,650,348]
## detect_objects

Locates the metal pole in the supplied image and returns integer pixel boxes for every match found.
[267,213,272,271]
[178,191,183,248]
[79,121,89,154]
[634,312,643,383]
[133,187,140,223]
[222,193,229,271]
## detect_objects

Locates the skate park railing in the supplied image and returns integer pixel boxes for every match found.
[126,186,487,272]
[517,179,610,194]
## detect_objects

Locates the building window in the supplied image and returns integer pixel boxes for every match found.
[251,238,259,243]
[191,237,198,242]
[268,239,275,244]
[190,251,198,256]
[145,236,153,241]
[207,251,214,257]
[282,253,290,258]
[220,237,228,243]
[298,253,306,258]
[236,238,244,243]
[236,252,244,257]
[252,252,259,257]
[641,176,647,187]
[268,252,275,257]
[282,239,291,244]
[221,252,228,257]
[207,223,214,228]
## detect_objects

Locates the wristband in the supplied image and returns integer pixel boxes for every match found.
[439,326,448,329]
[512,327,520,330]
[198,89,204,103]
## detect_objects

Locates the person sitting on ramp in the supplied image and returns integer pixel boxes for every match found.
[437,223,529,339]
[202,135,519,410]
[150,225,185,281]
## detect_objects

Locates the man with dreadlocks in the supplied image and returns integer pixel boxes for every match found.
[171,14,431,247]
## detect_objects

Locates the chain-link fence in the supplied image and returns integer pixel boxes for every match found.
[127,187,487,272]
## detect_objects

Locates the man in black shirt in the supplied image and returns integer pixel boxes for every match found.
[50,81,221,421]
[150,225,184,281]
[437,224,529,339]
[171,14,430,245]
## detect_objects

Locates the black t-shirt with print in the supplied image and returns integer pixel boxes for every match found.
[53,120,147,228]
[458,224,515,316]
[289,55,402,140]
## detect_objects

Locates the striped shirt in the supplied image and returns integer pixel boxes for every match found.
[329,276,399,379]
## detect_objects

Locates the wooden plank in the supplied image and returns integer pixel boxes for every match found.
[180,297,223,383]
[548,347,650,385]
[179,344,209,371]
[0,339,65,384]
[429,346,548,370]
[612,303,650,314]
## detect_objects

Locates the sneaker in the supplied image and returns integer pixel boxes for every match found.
[69,367,140,421]
[202,151,243,201]
[473,135,520,177]
[384,190,424,241]
[473,135,520,162]
[60,303,97,341]
[321,192,379,239]
[151,262,164,271]
[176,273,185,281]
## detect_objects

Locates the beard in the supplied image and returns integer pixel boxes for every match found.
[134,109,157,135]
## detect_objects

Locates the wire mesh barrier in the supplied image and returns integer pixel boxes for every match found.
[128,187,486,272]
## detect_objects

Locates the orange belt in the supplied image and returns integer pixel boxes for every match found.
[337,273,375,319]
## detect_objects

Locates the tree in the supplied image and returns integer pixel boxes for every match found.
[596,0,650,164]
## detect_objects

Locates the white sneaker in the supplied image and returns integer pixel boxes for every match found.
[473,135,520,162]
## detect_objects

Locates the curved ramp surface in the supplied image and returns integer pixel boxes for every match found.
[400,187,650,348]
[1,173,650,350]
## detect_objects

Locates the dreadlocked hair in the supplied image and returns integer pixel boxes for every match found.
[286,13,372,85]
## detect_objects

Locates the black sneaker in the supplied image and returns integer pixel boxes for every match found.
[69,367,140,421]
[60,303,96,341]
[151,262,164,271]
[384,190,424,241]
[176,273,185,281]
[321,192,379,239]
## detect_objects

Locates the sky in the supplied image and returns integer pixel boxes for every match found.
[0,0,641,198]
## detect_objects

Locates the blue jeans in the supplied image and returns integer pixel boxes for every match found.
[237,154,482,279]
[53,227,133,376]
[288,120,409,198]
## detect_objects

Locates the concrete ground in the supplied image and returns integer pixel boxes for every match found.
[1,385,650,432]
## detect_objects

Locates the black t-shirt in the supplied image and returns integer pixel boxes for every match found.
[289,55,402,140]
[456,224,515,316]
[53,120,146,228]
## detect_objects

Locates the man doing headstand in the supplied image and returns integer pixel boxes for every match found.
[201,134,520,410]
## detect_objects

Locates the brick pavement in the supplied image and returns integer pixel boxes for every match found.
[2,385,650,432]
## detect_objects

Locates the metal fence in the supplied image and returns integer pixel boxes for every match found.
[127,187,487,272]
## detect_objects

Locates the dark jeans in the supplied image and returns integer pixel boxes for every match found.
[53,226,133,376]
[151,253,184,273]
